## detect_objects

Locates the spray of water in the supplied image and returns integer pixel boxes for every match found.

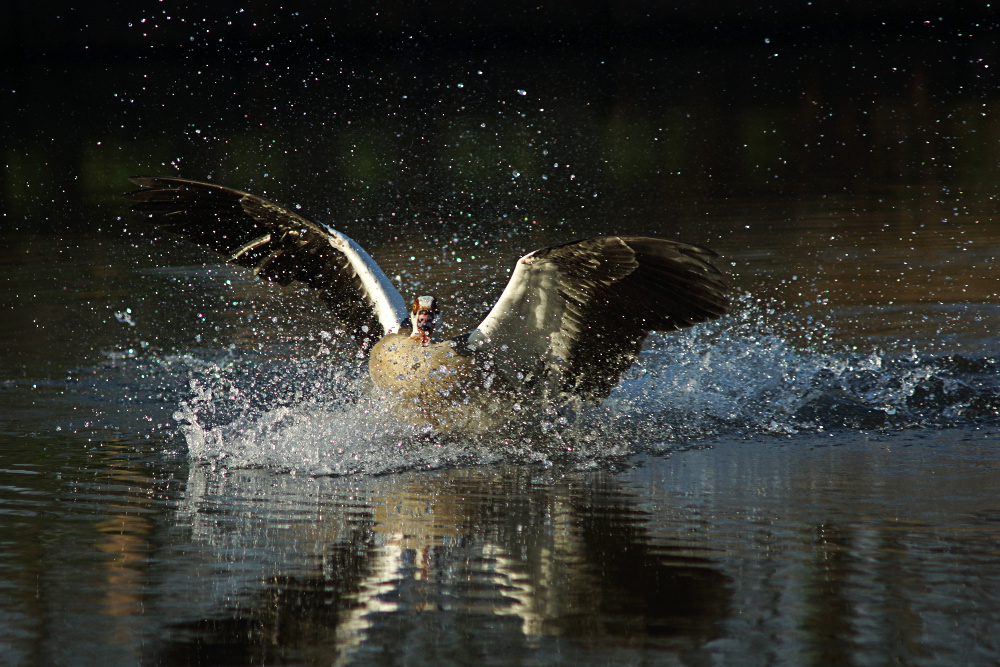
[146,293,997,476]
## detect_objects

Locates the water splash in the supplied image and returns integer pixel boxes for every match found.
[141,294,997,476]
[615,293,998,436]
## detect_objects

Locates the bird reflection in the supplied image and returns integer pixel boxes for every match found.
[151,464,731,664]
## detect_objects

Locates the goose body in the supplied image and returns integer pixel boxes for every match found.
[369,332,512,431]
[126,177,728,432]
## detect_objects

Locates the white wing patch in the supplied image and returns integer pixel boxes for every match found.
[467,253,567,386]
[463,236,728,402]
[125,177,410,345]
[323,226,408,336]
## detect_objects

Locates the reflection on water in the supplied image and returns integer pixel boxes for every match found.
[90,448,159,653]
[7,428,995,665]
[151,465,730,664]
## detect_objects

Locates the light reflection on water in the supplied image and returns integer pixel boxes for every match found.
[155,463,733,664]
[6,428,997,665]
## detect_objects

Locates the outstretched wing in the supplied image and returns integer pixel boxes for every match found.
[465,236,728,402]
[124,177,409,348]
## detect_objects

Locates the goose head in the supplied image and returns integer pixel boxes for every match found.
[409,295,440,345]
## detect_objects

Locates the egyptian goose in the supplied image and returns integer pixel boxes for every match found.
[125,177,728,432]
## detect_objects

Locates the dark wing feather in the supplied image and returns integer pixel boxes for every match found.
[467,236,728,402]
[124,177,409,348]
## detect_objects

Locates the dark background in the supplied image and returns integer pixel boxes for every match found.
[2,1,998,232]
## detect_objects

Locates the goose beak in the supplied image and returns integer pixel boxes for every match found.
[416,309,436,332]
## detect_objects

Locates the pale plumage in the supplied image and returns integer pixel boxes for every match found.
[126,177,728,432]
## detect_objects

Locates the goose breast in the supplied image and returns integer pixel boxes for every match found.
[369,335,511,431]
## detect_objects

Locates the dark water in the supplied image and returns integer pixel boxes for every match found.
[3,9,1000,666]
